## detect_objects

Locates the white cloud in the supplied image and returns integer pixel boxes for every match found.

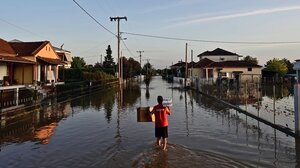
[175,6,300,26]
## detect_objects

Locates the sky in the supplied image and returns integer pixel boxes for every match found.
[1,0,300,69]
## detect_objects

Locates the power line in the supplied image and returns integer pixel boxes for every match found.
[0,17,62,45]
[121,40,136,58]
[122,31,300,45]
[72,0,116,37]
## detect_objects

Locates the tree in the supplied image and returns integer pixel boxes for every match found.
[123,57,141,79]
[243,55,258,65]
[94,62,103,70]
[265,58,288,77]
[282,58,295,74]
[142,62,155,75]
[71,56,86,69]
[103,45,115,75]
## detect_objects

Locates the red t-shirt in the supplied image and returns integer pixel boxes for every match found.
[152,104,170,127]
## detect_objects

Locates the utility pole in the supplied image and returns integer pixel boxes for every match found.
[185,43,188,88]
[191,49,193,85]
[137,50,144,81]
[110,16,127,85]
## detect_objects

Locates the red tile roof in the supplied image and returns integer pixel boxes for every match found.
[171,61,186,68]
[198,48,240,57]
[187,61,196,68]
[37,56,64,65]
[0,38,17,56]
[194,58,214,68]
[207,61,262,68]
[0,55,36,64]
[9,41,49,56]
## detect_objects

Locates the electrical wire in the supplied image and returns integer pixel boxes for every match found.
[121,39,137,58]
[122,31,300,45]
[72,0,117,37]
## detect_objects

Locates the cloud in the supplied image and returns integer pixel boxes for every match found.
[174,6,300,26]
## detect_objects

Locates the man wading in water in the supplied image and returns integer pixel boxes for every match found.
[150,96,171,150]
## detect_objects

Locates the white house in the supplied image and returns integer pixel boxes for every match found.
[197,48,242,62]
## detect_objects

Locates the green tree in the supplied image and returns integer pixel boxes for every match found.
[142,62,155,75]
[94,62,103,70]
[243,55,258,65]
[71,56,86,69]
[103,45,115,75]
[123,57,141,79]
[265,58,288,77]
[282,58,295,74]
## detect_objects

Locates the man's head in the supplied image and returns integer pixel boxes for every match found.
[157,96,163,104]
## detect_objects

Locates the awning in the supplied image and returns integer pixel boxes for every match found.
[0,55,36,64]
[37,56,65,65]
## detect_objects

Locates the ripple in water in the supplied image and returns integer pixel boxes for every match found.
[132,144,252,168]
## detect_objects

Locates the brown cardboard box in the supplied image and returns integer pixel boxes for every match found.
[137,107,155,122]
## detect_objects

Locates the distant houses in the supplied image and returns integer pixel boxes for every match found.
[172,48,262,84]
[0,38,73,86]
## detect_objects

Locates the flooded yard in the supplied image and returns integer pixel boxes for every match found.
[0,76,298,168]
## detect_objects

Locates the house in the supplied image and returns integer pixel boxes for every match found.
[190,58,262,83]
[170,61,186,77]
[190,58,214,80]
[197,48,242,62]
[0,38,36,85]
[54,46,72,68]
[9,40,64,84]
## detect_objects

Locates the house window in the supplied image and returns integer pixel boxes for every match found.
[248,67,252,71]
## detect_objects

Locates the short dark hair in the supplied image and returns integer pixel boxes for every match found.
[157,96,163,104]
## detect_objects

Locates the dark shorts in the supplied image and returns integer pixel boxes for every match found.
[155,126,168,138]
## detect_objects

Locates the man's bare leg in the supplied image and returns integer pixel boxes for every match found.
[156,137,161,146]
[162,138,167,150]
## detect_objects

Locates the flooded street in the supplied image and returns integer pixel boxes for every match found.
[0,76,298,168]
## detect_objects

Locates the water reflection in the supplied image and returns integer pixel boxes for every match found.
[0,101,72,146]
[0,77,298,168]
[122,82,141,107]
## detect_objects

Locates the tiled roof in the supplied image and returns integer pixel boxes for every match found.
[9,41,48,56]
[0,55,36,64]
[197,48,240,57]
[187,61,196,68]
[194,58,214,68]
[207,61,262,68]
[37,56,64,65]
[0,38,17,56]
[171,61,186,67]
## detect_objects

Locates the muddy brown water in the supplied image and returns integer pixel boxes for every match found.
[0,76,298,168]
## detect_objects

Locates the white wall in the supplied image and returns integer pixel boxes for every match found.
[0,63,7,80]
[200,55,239,62]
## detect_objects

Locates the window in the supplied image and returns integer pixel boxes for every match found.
[248,67,252,71]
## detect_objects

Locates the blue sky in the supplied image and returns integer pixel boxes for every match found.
[1,0,300,68]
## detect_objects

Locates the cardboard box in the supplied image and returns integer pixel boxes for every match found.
[137,107,155,122]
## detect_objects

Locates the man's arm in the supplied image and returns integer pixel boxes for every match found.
[149,106,154,114]
[166,107,171,115]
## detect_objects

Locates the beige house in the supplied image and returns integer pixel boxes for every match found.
[189,58,262,83]
[9,41,64,84]
[54,46,72,68]
[0,38,36,85]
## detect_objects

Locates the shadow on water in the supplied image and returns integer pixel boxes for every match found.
[132,144,250,168]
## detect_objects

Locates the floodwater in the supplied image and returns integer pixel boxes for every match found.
[0,76,298,168]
